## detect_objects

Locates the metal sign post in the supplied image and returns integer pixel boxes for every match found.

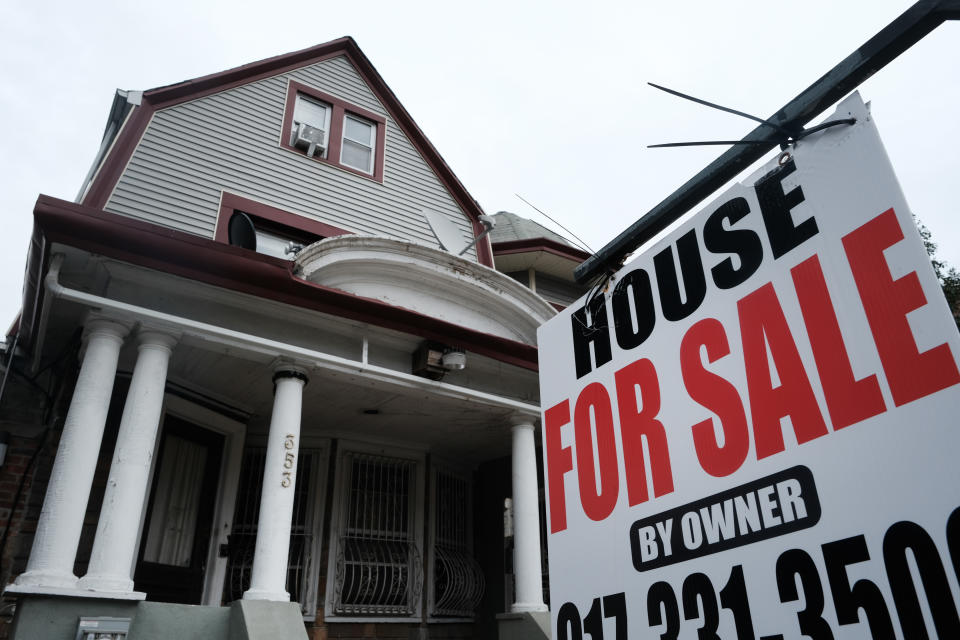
[540,93,960,639]
[575,0,960,284]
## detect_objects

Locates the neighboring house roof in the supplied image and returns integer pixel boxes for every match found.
[79,36,494,266]
[490,211,575,247]
[490,211,591,264]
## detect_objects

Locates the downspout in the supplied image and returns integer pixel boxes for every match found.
[25,230,50,374]
[44,254,540,417]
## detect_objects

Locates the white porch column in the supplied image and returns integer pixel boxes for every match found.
[79,329,178,595]
[510,417,547,613]
[243,365,308,602]
[13,317,129,591]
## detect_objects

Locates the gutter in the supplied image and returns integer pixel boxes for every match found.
[44,254,540,419]
[492,238,592,262]
[33,195,540,371]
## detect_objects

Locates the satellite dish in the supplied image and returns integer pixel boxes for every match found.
[423,209,468,254]
[228,212,257,251]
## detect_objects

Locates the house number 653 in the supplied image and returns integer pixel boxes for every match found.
[281,433,296,487]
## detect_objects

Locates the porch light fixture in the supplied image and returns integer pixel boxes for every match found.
[412,342,466,380]
[441,348,466,371]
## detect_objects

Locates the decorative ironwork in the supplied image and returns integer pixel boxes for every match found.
[225,448,324,618]
[432,546,484,616]
[431,470,484,617]
[331,453,422,616]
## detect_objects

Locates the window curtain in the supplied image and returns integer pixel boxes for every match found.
[142,435,208,567]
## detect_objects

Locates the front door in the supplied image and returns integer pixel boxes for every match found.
[134,415,224,603]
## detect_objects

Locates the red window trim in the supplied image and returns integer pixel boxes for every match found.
[280,80,387,183]
[215,192,352,254]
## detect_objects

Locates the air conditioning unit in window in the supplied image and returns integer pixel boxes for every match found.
[294,123,327,157]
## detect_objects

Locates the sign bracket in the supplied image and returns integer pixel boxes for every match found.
[574,0,960,284]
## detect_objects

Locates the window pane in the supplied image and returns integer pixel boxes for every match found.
[344,115,374,144]
[293,95,328,129]
[254,228,294,259]
[341,139,373,173]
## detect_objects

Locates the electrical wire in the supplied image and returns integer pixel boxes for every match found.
[0,427,50,584]
[514,194,594,254]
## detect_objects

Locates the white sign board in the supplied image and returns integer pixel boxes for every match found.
[537,93,960,639]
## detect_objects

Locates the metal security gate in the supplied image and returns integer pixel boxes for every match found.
[225,447,328,618]
[330,453,422,616]
[429,468,484,618]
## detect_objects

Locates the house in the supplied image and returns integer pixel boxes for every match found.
[0,38,589,639]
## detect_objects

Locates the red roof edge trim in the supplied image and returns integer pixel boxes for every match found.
[32,196,538,371]
[144,38,355,107]
[143,50,348,111]
[492,238,592,263]
[81,100,156,210]
[337,41,495,267]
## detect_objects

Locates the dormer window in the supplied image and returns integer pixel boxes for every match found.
[246,222,311,259]
[281,81,386,182]
[216,192,351,260]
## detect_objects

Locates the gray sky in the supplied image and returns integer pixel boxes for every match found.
[2,0,957,330]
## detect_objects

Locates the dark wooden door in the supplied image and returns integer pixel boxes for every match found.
[134,415,224,603]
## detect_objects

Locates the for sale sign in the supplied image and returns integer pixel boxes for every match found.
[537,93,960,639]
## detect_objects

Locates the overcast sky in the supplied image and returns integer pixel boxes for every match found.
[1,0,957,330]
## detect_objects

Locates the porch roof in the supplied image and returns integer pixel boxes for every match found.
[21,196,538,372]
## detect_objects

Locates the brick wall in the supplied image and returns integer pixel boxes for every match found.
[0,361,124,639]
[0,433,54,588]
[0,352,66,639]
[308,621,475,640]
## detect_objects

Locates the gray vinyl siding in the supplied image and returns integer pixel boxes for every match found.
[105,55,477,259]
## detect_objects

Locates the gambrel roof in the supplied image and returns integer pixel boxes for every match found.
[80,37,493,266]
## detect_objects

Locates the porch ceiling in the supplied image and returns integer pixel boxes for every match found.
[33,248,540,466]
[164,342,522,464]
